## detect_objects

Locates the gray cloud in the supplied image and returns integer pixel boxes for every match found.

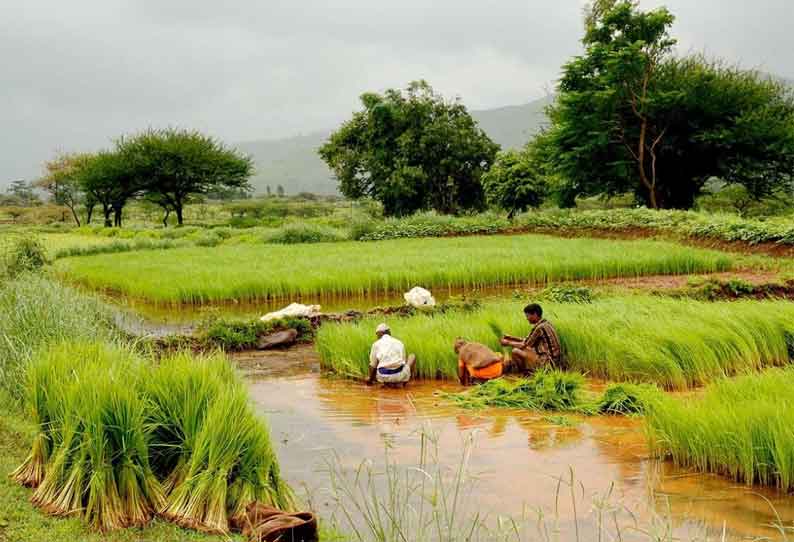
[2,0,792,185]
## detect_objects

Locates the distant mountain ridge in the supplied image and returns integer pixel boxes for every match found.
[236,95,554,195]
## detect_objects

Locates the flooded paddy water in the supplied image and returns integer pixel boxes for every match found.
[238,347,794,541]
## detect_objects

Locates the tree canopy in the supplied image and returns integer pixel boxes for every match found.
[319,80,499,216]
[481,147,548,218]
[543,0,794,209]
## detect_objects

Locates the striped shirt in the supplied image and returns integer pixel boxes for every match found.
[524,319,562,365]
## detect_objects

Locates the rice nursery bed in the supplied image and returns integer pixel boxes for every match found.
[316,297,794,389]
[645,368,794,491]
[54,234,732,304]
[11,341,291,534]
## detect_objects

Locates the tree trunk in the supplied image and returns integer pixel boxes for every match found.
[113,207,123,227]
[86,203,95,225]
[175,204,184,225]
[67,205,81,227]
[103,204,112,227]
[162,208,171,228]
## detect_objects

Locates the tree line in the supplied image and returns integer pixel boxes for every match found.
[319,0,794,216]
[35,129,253,227]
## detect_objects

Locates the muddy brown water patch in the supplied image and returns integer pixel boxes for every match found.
[241,352,794,540]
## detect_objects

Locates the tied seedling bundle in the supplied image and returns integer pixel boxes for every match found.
[11,343,293,533]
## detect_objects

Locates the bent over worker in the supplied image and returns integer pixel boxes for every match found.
[454,339,504,386]
[367,323,417,386]
[500,303,562,373]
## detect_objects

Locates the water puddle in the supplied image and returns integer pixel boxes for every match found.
[242,347,794,540]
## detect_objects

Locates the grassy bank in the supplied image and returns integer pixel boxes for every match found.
[55,234,732,304]
[646,368,794,491]
[316,297,794,389]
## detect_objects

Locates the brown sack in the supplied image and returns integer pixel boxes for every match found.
[458,341,503,370]
[240,503,318,542]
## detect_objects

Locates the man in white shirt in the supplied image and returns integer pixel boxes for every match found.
[367,323,416,386]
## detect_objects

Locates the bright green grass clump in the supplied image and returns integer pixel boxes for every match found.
[11,343,291,534]
[645,368,794,491]
[316,297,794,389]
[446,371,586,412]
[55,234,732,304]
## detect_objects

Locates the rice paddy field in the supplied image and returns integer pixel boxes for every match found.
[316,296,794,389]
[646,368,794,492]
[54,234,732,303]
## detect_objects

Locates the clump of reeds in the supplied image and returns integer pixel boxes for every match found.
[645,368,794,491]
[446,370,586,412]
[318,296,794,389]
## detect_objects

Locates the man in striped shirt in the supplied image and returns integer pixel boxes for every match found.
[500,303,562,373]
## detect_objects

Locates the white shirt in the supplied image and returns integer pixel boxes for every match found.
[369,334,406,370]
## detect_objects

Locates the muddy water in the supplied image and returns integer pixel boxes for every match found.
[242,347,794,541]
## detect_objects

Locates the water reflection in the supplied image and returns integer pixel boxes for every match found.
[245,362,794,540]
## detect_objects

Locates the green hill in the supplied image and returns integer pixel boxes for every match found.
[236,95,553,195]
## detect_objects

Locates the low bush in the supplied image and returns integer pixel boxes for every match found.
[2,236,48,277]
[199,316,313,350]
[265,223,346,244]
[597,383,661,415]
[540,285,593,304]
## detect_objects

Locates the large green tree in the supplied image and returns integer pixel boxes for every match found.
[77,150,141,227]
[545,0,794,209]
[319,81,499,216]
[481,147,548,218]
[118,129,253,225]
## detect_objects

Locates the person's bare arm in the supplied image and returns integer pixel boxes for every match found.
[500,336,525,348]
[367,366,377,385]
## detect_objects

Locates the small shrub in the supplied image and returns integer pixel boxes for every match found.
[3,237,47,277]
[199,316,313,350]
[265,223,345,244]
[541,285,593,304]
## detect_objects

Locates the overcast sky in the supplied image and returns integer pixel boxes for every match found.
[2,0,793,186]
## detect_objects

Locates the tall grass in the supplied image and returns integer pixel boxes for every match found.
[12,344,292,533]
[0,273,116,400]
[646,368,794,491]
[316,297,794,389]
[55,234,732,304]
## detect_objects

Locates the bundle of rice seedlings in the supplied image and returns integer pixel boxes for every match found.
[144,352,238,496]
[11,345,75,487]
[148,352,292,534]
[162,387,293,533]
[24,342,160,530]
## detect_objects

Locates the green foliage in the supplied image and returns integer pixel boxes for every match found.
[265,223,346,244]
[645,368,794,491]
[545,1,794,209]
[198,317,313,350]
[317,297,794,389]
[56,234,730,304]
[597,383,661,415]
[2,237,47,277]
[0,275,116,400]
[350,211,511,241]
[319,80,499,216]
[117,128,254,225]
[446,370,585,411]
[540,285,593,304]
[481,148,548,218]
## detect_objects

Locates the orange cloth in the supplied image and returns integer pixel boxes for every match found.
[459,357,503,380]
